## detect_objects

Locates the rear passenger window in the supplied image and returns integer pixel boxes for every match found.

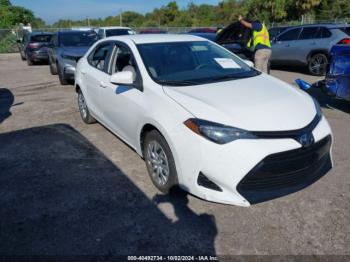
[278,28,301,41]
[340,27,350,36]
[315,27,332,38]
[88,43,112,72]
[299,27,319,40]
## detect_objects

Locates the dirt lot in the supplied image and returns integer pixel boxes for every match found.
[1,53,350,256]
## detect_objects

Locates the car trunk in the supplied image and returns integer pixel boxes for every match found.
[216,21,253,60]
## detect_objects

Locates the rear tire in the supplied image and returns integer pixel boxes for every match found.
[308,53,328,76]
[78,90,96,124]
[20,52,25,61]
[58,64,68,85]
[49,59,58,75]
[143,130,178,193]
[26,54,33,66]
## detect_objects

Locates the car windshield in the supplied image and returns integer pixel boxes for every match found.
[59,32,98,47]
[137,41,259,86]
[106,29,134,37]
[31,34,52,42]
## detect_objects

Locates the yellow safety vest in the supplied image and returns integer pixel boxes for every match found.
[247,23,271,49]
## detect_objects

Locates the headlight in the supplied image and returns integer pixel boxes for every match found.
[184,118,256,144]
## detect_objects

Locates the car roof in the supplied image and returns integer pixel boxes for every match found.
[29,32,53,36]
[57,30,96,34]
[98,26,131,30]
[106,34,205,44]
[286,23,349,29]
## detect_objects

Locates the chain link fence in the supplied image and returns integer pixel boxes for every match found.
[0,20,348,54]
[0,27,219,54]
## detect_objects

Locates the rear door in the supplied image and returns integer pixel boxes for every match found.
[83,42,114,119]
[271,28,302,64]
[295,27,322,63]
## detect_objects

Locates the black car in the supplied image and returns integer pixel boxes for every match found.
[17,32,53,65]
[215,21,253,61]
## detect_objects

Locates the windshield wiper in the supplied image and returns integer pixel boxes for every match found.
[157,80,200,86]
[208,73,258,83]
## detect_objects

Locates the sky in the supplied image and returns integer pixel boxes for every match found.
[12,0,221,24]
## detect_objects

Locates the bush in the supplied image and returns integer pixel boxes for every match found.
[0,30,18,53]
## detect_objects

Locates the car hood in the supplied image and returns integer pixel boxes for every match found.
[163,74,316,131]
[60,47,90,57]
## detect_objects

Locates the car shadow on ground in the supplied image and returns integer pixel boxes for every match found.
[306,88,350,114]
[0,88,14,124]
[271,64,310,75]
[0,124,217,256]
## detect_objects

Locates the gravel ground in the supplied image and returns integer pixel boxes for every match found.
[0,53,349,256]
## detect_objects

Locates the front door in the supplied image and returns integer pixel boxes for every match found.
[99,42,144,147]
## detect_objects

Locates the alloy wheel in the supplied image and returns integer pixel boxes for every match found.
[146,141,170,186]
[78,92,87,119]
[309,54,327,76]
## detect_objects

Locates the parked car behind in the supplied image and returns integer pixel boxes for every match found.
[97,26,136,39]
[270,24,350,76]
[187,28,217,34]
[268,26,289,40]
[17,32,53,65]
[296,43,350,101]
[48,30,98,85]
[186,32,217,41]
[139,29,167,34]
[215,21,254,61]
[75,34,332,206]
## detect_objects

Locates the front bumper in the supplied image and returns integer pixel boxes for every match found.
[170,116,332,206]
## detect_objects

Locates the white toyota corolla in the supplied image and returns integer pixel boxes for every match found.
[75,34,333,206]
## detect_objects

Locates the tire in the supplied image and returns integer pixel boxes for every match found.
[308,53,328,76]
[20,52,25,61]
[49,59,58,75]
[58,64,69,85]
[78,90,96,124]
[26,54,33,66]
[143,130,178,193]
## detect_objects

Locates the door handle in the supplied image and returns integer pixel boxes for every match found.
[81,70,86,75]
[285,44,290,47]
[99,81,108,88]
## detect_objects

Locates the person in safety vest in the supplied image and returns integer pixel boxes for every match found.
[238,15,271,73]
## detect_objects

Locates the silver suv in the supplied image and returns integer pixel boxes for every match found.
[270,24,350,75]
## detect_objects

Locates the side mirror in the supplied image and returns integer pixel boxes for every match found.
[110,71,134,85]
[16,39,21,43]
[244,60,254,67]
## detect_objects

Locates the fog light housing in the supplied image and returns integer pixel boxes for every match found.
[197,172,222,192]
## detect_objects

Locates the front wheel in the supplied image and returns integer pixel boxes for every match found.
[308,53,328,76]
[143,130,178,193]
[78,90,96,124]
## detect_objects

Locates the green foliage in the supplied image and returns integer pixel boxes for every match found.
[0,0,43,28]
[0,30,17,53]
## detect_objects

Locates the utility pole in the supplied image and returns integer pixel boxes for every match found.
[87,16,90,27]
[120,9,123,26]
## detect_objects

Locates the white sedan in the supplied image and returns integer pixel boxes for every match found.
[75,34,333,206]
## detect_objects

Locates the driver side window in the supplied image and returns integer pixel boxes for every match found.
[88,43,112,72]
[112,44,137,81]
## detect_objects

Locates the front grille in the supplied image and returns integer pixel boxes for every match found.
[237,135,332,204]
